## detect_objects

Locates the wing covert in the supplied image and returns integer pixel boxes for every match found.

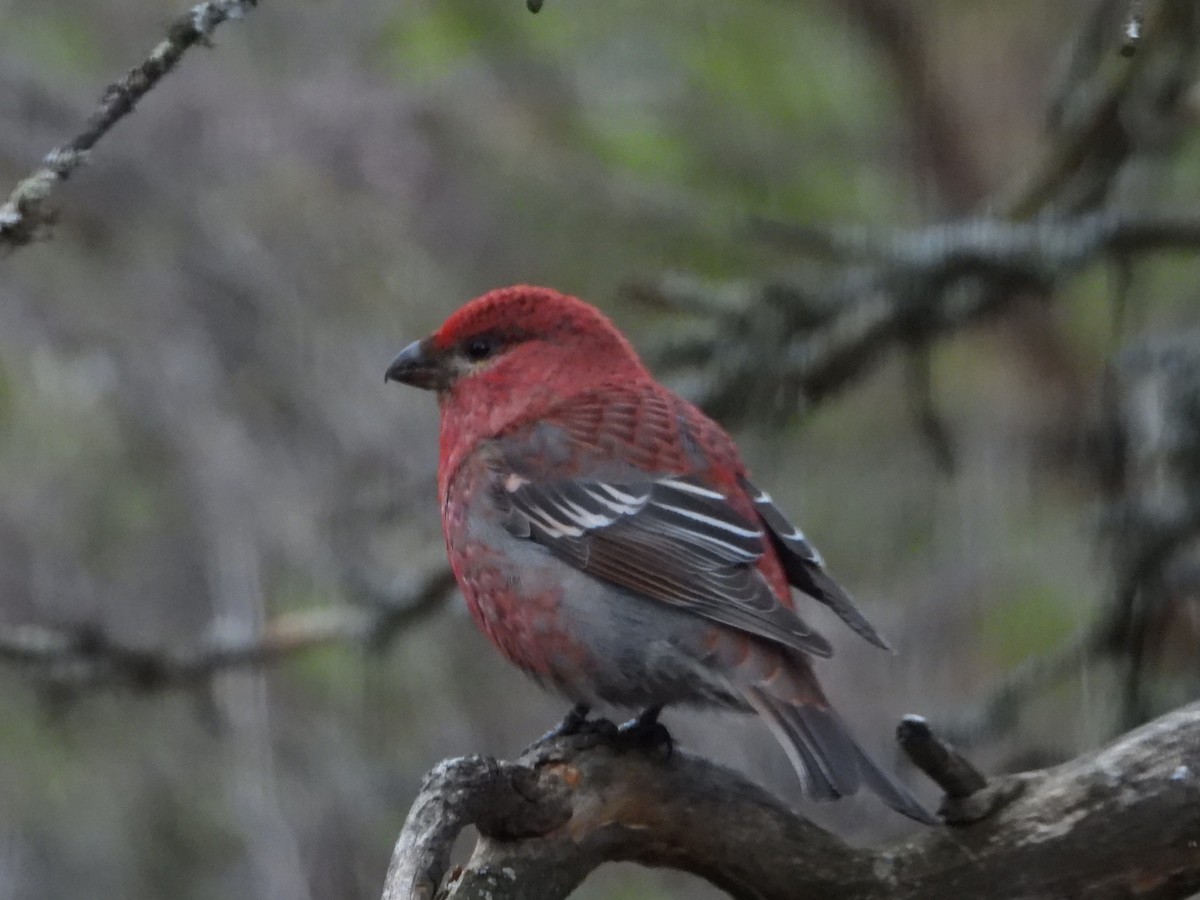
[742,477,891,651]
[501,472,833,658]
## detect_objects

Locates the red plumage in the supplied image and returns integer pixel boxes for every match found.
[386,285,933,823]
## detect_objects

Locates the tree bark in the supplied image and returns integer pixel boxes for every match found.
[383,702,1200,900]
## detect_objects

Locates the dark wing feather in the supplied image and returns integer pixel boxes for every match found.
[744,685,936,823]
[741,477,891,651]
[501,474,833,658]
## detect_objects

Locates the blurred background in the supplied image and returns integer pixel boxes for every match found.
[2,1,1200,897]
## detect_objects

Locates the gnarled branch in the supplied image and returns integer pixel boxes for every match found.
[384,701,1200,900]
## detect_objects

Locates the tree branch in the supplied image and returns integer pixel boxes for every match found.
[640,0,1200,423]
[637,211,1200,422]
[0,0,259,250]
[0,568,455,691]
[751,210,1200,264]
[383,701,1200,900]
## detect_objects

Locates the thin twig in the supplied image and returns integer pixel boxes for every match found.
[905,347,957,474]
[0,0,259,250]
[896,715,988,799]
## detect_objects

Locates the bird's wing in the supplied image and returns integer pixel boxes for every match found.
[492,385,832,657]
[499,471,833,658]
[741,478,891,651]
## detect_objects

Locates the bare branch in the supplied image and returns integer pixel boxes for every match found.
[640,212,1200,422]
[644,0,1200,423]
[0,0,259,250]
[904,347,957,473]
[0,568,455,691]
[751,210,1200,264]
[383,701,1200,900]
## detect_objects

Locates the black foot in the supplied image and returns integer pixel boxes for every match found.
[615,705,673,759]
[529,704,673,758]
[546,703,592,740]
[528,704,616,752]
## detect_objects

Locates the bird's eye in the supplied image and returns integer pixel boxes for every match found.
[464,337,497,362]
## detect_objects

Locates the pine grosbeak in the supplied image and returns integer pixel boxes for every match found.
[386,285,932,822]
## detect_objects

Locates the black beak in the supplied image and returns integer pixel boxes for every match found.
[384,339,444,390]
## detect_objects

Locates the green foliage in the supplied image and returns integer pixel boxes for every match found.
[2,8,104,77]
[1159,128,1200,199]
[0,364,13,429]
[679,5,885,148]
[983,580,1077,667]
[1056,267,1124,366]
[82,468,171,574]
[374,4,494,82]
[375,0,907,227]
[582,116,695,183]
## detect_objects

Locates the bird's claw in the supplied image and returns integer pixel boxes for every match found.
[529,703,615,751]
[530,704,672,759]
[548,703,592,739]
[615,706,673,759]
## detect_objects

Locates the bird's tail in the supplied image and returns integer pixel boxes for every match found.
[742,684,937,824]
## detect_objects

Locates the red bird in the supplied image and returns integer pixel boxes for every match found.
[386,285,932,822]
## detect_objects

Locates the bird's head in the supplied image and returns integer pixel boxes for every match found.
[385,286,647,406]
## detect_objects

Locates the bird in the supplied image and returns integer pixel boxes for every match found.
[385,284,934,823]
